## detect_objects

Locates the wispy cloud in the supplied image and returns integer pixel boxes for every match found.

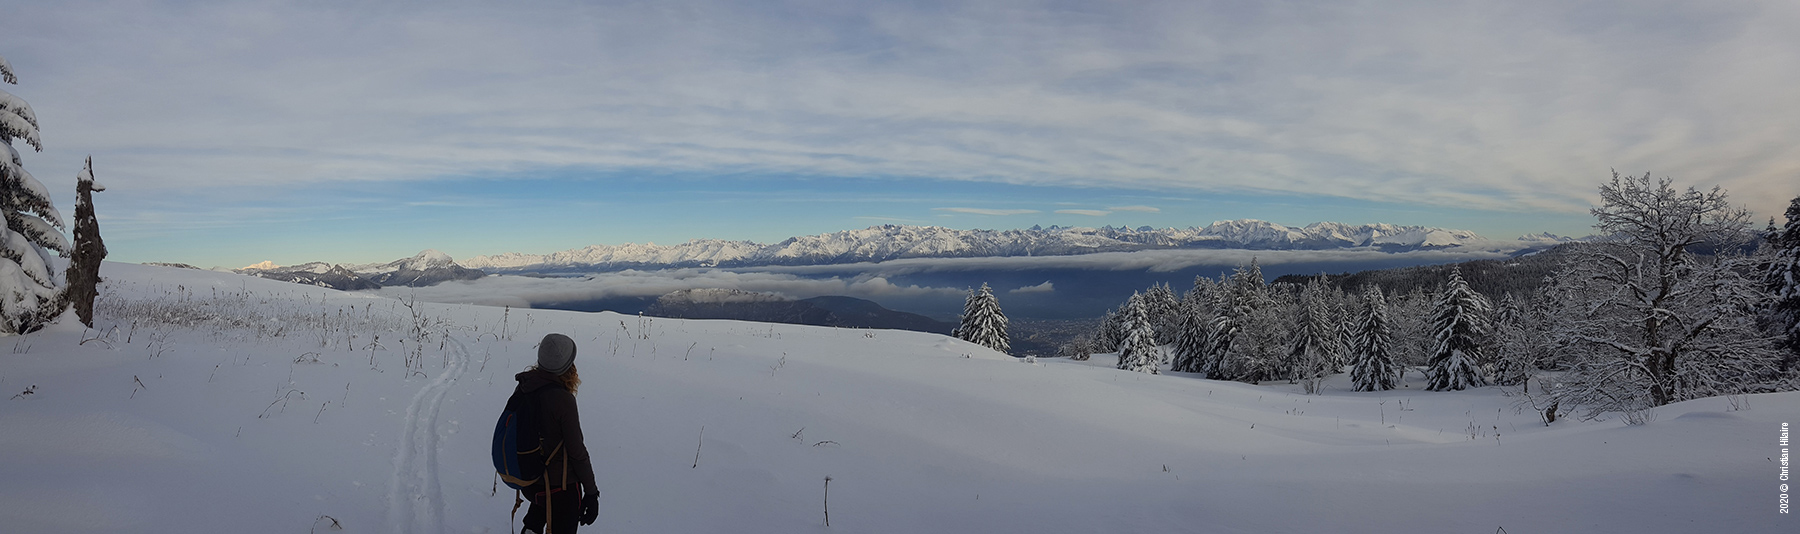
[1109,206,1161,213]
[1009,281,1055,294]
[933,208,1041,216]
[1055,209,1110,217]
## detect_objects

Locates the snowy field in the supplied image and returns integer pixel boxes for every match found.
[0,263,1792,533]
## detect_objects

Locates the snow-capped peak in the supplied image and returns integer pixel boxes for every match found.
[1518,232,1581,243]
[394,249,456,272]
[242,260,279,271]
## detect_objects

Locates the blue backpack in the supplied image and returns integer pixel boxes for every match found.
[495,388,575,531]
[493,389,549,490]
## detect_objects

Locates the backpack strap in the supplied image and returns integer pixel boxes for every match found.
[510,489,524,532]
[543,441,565,534]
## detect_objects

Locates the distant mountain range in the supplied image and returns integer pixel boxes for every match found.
[205,221,1587,303]
[462,220,1564,273]
[235,249,485,290]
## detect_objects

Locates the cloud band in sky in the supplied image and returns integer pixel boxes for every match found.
[5,0,1797,268]
[8,0,1795,216]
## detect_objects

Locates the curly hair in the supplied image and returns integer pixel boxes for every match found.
[559,365,581,395]
[528,364,582,394]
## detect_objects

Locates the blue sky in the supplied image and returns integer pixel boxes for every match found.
[3,0,1797,268]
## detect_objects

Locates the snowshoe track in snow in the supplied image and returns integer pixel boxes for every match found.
[385,336,470,534]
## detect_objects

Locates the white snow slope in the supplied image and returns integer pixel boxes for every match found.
[0,263,1791,533]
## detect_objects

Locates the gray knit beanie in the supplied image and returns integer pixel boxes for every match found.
[537,333,577,375]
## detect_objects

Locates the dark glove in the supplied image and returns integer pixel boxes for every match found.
[580,490,599,526]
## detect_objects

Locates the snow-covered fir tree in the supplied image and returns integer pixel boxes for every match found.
[1206,261,1294,383]
[1140,282,1182,346]
[66,157,105,327]
[1765,194,1800,372]
[1287,277,1342,384]
[1350,285,1398,391]
[1487,292,1539,387]
[1204,261,1286,381]
[1545,173,1779,413]
[1425,267,1490,391]
[1169,298,1211,373]
[1332,297,1355,370]
[0,54,68,334]
[1186,275,1221,312]
[1115,292,1160,374]
[1091,305,1125,353]
[1201,261,1260,379]
[1228,288,1294,384]
[1172,275,1221,374]
[1493,292,1521,329]
[953,283,1009,354]
[1201,311,1238,379]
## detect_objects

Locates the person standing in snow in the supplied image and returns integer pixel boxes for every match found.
[516,333,600,533]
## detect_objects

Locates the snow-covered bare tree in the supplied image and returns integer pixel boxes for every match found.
[1115,292,1160,374]
[953,283,1009,354]
[0,54,68,334]
[1546,172,1780,414]
[1425,267,1490,391]
[1764,194,1800,372]
[1386,288,1436,371]
[1350,285,1398,391]
[66,157,105,327]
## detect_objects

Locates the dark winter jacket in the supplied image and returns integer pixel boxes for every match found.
[515,369,597,494]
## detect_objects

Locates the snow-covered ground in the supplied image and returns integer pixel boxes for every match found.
[0,263,1791,533]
